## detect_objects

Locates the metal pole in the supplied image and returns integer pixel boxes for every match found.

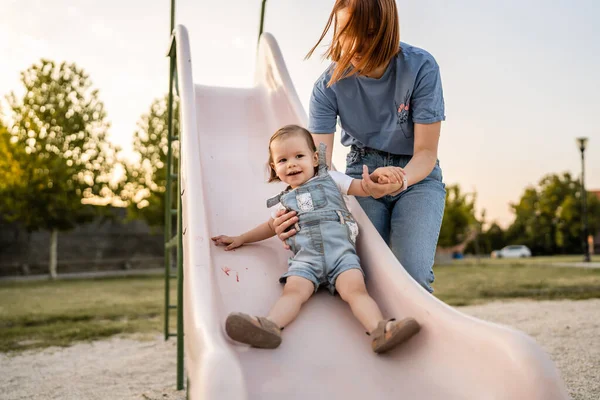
[258,0,267,42]
[475,211,483,264]
[164,42,176,343]
[581,149,590,262]
[167,0,184,391]
[170,0,176,32]
[177,183,184,389]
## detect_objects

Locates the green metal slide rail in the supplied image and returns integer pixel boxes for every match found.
[164,0,184,392]
[164,0,269,393]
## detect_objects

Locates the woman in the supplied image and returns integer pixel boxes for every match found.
[273,0,446,293]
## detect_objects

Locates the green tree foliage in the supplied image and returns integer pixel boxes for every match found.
[0,120,28,227]
[0,120,26,192]
[465,222,506,255]
[506,173,600,255]
[438,184,477,248]
[124,95,179,227]
[3,59,118,277]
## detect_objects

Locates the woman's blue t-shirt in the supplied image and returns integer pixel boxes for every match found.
[308,42,445,156]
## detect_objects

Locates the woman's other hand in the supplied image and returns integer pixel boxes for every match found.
[371,166,405,185]
[361,165,403,198]
[271,209,299,250]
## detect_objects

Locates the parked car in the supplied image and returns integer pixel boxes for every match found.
[491,245,532,258]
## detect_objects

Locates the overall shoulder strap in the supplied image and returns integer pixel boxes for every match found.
[317,143,328,175]
[266,191,285,208]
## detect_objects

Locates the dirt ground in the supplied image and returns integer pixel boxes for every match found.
[1,299,598,400]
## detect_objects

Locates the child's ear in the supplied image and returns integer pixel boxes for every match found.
[313,152,319,166]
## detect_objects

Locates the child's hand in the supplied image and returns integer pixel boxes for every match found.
[371,166,405,185]
[211,235,245,251]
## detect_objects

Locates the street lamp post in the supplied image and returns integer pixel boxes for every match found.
[576,137,590,262]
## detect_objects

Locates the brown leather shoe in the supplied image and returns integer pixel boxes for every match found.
[225,312,282,349]
[371,318,421,354]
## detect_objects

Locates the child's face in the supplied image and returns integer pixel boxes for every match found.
[270,135,318,188]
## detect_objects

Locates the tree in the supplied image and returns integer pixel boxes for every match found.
[0,119,28,228]
[4,59,118,278]
[438,184,477,248]
[506,173,600,255]
[124,95,179,228]
[465,222,506,255]
[0,120,26,192]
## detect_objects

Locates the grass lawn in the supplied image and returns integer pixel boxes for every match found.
[1,260,599,353]
[433,262,600,306]
[0,275,177,353]
[452,254,594,266]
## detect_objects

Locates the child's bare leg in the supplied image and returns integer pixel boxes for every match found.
[335,268,421,353]
[225,277,314,348]
[335,269,383,333]
[266,276,314,328]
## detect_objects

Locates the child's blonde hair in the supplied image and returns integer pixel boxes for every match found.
[267,125,318,183]
[306,0,400,87]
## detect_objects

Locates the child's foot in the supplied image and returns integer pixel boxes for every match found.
[225,312,282,349]
[370,318,421,354]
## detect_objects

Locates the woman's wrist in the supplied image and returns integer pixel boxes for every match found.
[390,174,408,196]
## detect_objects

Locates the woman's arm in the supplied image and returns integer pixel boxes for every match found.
[402,122,441,187]
[311,133,334,168]
[211,220,275,251]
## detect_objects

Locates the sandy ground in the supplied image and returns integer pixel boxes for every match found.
[462,299,600,400]
[1,299,598,400]
[0,334,184,400]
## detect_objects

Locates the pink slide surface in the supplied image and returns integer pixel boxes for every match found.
[172,25,571,399]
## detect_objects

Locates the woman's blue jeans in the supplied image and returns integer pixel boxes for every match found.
[345,145,446,293]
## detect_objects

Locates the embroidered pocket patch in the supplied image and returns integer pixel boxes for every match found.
[297,192,314,212]
[346,221,359,244]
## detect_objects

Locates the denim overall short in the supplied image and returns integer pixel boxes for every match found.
[266,144,364,294]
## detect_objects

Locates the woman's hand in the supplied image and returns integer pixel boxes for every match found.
[361,165,404,198]
[211,235,245,251]
[371,166,405,185]
[271,209,299,250]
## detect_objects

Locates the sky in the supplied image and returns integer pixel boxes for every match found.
[1,0,599,227]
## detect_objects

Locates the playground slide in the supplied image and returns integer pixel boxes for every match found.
[172,25,571,399]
